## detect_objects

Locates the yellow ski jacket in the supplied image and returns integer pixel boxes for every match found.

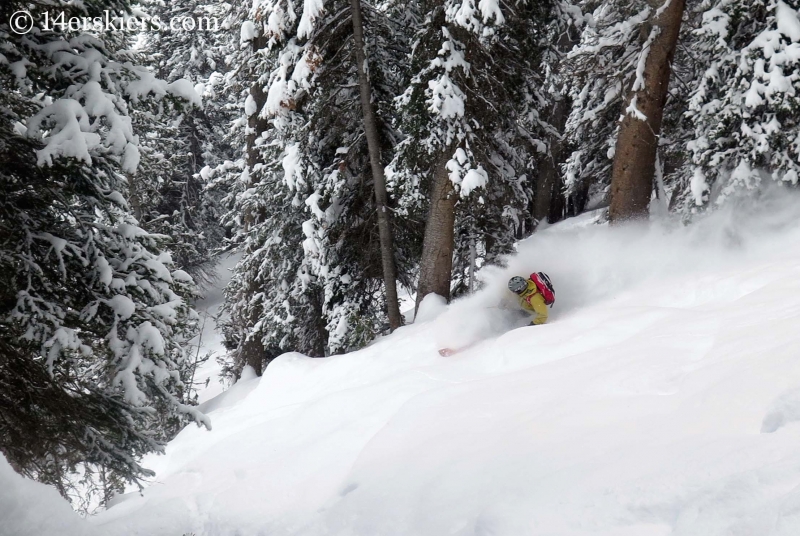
[518,279,548,325]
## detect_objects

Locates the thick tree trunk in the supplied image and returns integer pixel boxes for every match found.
[349,0,403,331]
[608,0,685,223]
[415,153,457,312]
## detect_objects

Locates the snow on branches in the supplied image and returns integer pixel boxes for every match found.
[0,0,209,503]
[686,0,800,209]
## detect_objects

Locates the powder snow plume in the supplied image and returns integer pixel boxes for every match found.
[431,185,800,351]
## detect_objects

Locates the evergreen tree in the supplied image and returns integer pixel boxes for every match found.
[350,0,404,330]
[221,0,414,372]
[132,0,236,283]
[531,4,583,231]
[681,0,800,212]
[0,0,208,506]
[564,0,683,218]
[389,0,550,306]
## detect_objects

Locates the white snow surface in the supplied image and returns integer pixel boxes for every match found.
[240,20,256,43]
[92,190,800,535]
[191,252,243,405]
[777,1,800,43]
[7,191,800,536]
[0,455,100,536]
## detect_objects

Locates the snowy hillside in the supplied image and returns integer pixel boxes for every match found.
[8,195,800,536]
[8,1,800,534]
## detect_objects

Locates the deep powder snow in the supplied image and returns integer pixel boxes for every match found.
[5,190,800,536]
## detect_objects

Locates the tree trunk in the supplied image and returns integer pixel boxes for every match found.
[349,0,403,331]
[239,34,270,377]
[468,235,476,293]
[608,0,685,223]
[532,97,570,230]
[415,153,457,312]
[532,29,577,231]
[239,335,263,377]
[245,42,268,176]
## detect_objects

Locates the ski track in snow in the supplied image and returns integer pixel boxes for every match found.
[6,194,800,536]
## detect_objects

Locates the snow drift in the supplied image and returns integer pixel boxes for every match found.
[6,188,800,536]
[0,456,100,536]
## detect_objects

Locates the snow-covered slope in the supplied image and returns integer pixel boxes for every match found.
[0,456,102,536]
[5,192,800,536]
[89,193,800,536]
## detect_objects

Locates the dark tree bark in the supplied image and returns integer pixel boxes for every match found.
[350,0,403,331]
[532,29,577,231]
[239,34,270,377]
[415,153,457,312]
[533,98,570,230]
[245,37,268,177]
[608,0,685,222]
[238,335,264,376]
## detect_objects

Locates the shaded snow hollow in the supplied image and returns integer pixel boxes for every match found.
[190,251,243,405]
[7,191,800,536]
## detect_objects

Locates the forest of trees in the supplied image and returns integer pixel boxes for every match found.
[2,0,799,511]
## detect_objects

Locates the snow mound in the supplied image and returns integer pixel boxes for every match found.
[196,367,261,415]
[0,454,98,536]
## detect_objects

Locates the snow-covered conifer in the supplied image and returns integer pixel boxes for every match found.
[564,0,684,216]
[221,0,414,368]
[131,0,237,283]
[0,0,207,506]
[681,0,800,211]
[389,0,550,304]
[530,3,585,230]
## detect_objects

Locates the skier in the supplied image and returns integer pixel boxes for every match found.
[438,272,556,357]
[507,273,555,326]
